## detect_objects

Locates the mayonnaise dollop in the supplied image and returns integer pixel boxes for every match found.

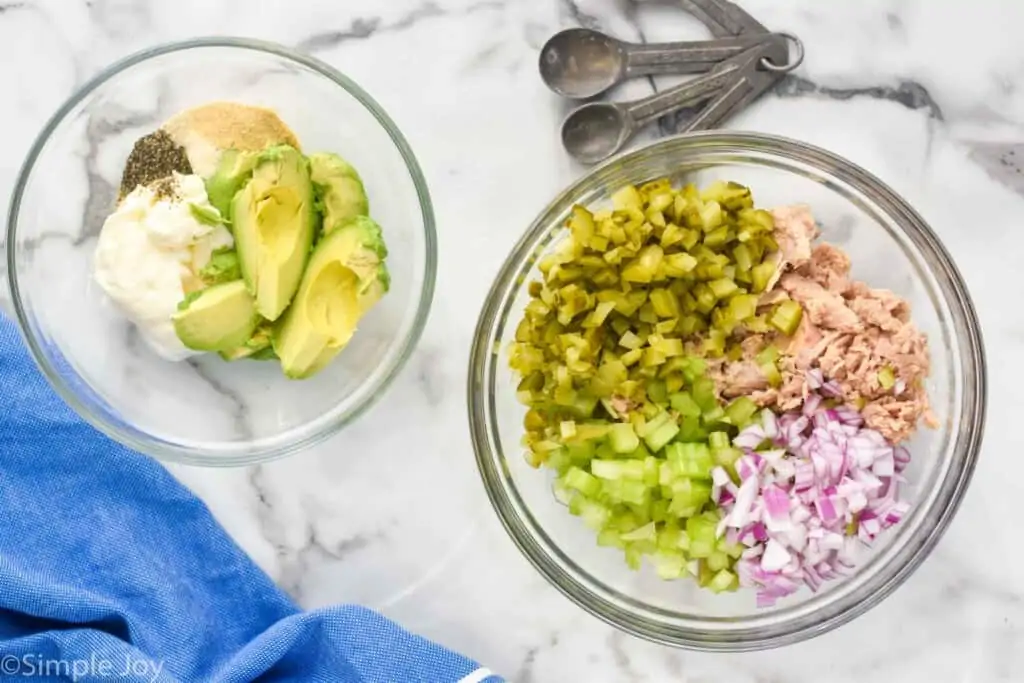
[94,173,233,361]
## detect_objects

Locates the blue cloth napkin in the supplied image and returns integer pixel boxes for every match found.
[0,316,500,683]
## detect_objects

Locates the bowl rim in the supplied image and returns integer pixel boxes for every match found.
[5,36,437,467]
[468,130,986,651]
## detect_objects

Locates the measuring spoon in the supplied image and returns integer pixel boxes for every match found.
[560,40,783,164]
[539,27,781,99]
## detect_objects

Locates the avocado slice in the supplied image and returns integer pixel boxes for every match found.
[231,145,316,322]
[172,280,260,352]
[219,323,274,361]
[309,152,369,235]
[272,216,389,379]
[205,149,260,218]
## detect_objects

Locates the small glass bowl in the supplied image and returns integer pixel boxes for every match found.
[6,38,436,466]
[468,131,985,650]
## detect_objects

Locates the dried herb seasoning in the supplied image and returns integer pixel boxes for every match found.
[119,129,192,199]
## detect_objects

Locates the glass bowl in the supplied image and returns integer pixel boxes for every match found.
[5,38,435,466]
[468,131,985,650]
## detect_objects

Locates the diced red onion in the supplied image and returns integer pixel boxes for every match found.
[721,382,914,607]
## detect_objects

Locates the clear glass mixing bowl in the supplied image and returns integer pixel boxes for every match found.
[5,38,436,466]
[468,132,985,650]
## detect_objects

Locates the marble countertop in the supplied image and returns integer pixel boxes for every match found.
[3,0,1023,680]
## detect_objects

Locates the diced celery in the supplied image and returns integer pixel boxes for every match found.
[703,226,731,248]
[619,330,642,350]
[608,423,640,454]
[693,283,717,314]
[725,397,758,426]
[621,521,657,542]
[651,498,670,523]
[624,544,643,570]
[770,300,804,335]
[591,458,645,481]
[597,528,625,548]
[720,541,744,559]
[706,551,730,572]
[755,345,779,366]
[761,360,782,388]
[560,420,577,440]
[637,411,670,438]
[572,497,611,530]
[677,416,707,443]
[669,391,702,418]
[751,261,776,293]
[621,348,643,366]
[670,478,712,510]
[664,252,698,275]
[702,329,726,357]
[564,466,601,497]
[657,523,682,551]
[691,377,717,412]
[644,419,680,453]
[673,442,714,479]
[652,551,686,579]
[708,430,730,451]
[708,568,739,593]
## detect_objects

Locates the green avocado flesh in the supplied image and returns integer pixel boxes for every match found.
[272,216,389,379]
[205,148,259,219]
[173,280,259,352]
[231,145,316,322]
[309,152,369,235]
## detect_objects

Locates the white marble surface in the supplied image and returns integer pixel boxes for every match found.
[2,0,1024,680]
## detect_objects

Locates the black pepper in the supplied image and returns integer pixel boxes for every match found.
[119,129,192,199]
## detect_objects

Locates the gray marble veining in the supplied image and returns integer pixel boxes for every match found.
[3,0,1024,681]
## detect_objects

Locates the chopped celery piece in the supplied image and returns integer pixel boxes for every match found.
[708,431,730,451]
[761,361,782,388]
[591,459,645,481]
[725,397,758,426]
[770,300,804,335]
[560,420,577,440]
[755,345,780,366]
[677,416,708,443]
[570,497,610,530]
[564,467,601,497]
[703,225,731,248]
[567,442,596,464]
[672,442,714,479]
[621,521,657,542]
[624,544,643,570]
[702,405,726,425]
[669,391,702,418]
[670,477,712,509]
[644,419,680,452]
[878,366,896,390]
[608,423,640,454]
[597,528,625,548]
[708,568,739,593]
[637,411,672,438]
[706,551,730,572]
[664,252,698,274]
[691,377,717,412]
[652,551,686,579]
[751,261,776,293]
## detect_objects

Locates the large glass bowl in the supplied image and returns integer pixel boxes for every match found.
[468,132,985,650]
[5,38,435,466]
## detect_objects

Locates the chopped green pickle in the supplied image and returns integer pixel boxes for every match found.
[508,178,790,595]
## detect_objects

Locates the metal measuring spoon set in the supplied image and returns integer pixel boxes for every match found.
[539,0,804,164]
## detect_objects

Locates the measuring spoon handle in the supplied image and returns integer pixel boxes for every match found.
[622,34,779,76]
[678,0,768,37]
[624,62,740,128]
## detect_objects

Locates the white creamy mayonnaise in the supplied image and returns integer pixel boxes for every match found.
[94,173,233,361]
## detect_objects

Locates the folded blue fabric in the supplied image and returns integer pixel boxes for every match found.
[0,316,499,683]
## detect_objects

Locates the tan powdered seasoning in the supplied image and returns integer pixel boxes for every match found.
[163,102,300,176]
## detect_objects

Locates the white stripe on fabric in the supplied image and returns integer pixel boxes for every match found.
[457,667,496,683]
